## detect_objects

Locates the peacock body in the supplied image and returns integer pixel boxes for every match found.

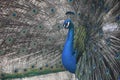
[62,19,76,73]
[0,0,120,80]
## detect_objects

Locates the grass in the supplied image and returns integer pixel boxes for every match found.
[1,68,65,79]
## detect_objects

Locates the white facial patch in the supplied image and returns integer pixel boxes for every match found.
[66,22,70,28]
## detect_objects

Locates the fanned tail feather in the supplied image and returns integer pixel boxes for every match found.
[70,0,120,80]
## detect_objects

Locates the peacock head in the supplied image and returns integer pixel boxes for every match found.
[63,19,74,29]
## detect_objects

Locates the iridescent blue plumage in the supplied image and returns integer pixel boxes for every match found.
[62,19,76,73]
[0,0,120,80]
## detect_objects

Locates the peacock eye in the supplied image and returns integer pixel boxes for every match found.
[65,23,68,26]
[63,22,70,29]
[66,22,70,28]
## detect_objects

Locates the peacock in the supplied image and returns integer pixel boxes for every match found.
[0,0,120,80]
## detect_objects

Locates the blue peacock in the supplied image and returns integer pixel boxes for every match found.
[0,0,120,80]
[62,18,76,73]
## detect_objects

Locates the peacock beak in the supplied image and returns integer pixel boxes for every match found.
[63,24,67,29]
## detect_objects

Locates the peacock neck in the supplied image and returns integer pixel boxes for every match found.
[66,27,74,44]
[62,24,76,73]
[64,26,74,56]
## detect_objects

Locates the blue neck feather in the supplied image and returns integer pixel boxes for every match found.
[66,27,74,55]
[62,24,76,73]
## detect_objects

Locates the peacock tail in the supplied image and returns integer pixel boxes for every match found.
[0,0,120,80]
[71,0,120,80]
[0,0,71,79]
[74,25,86,59]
